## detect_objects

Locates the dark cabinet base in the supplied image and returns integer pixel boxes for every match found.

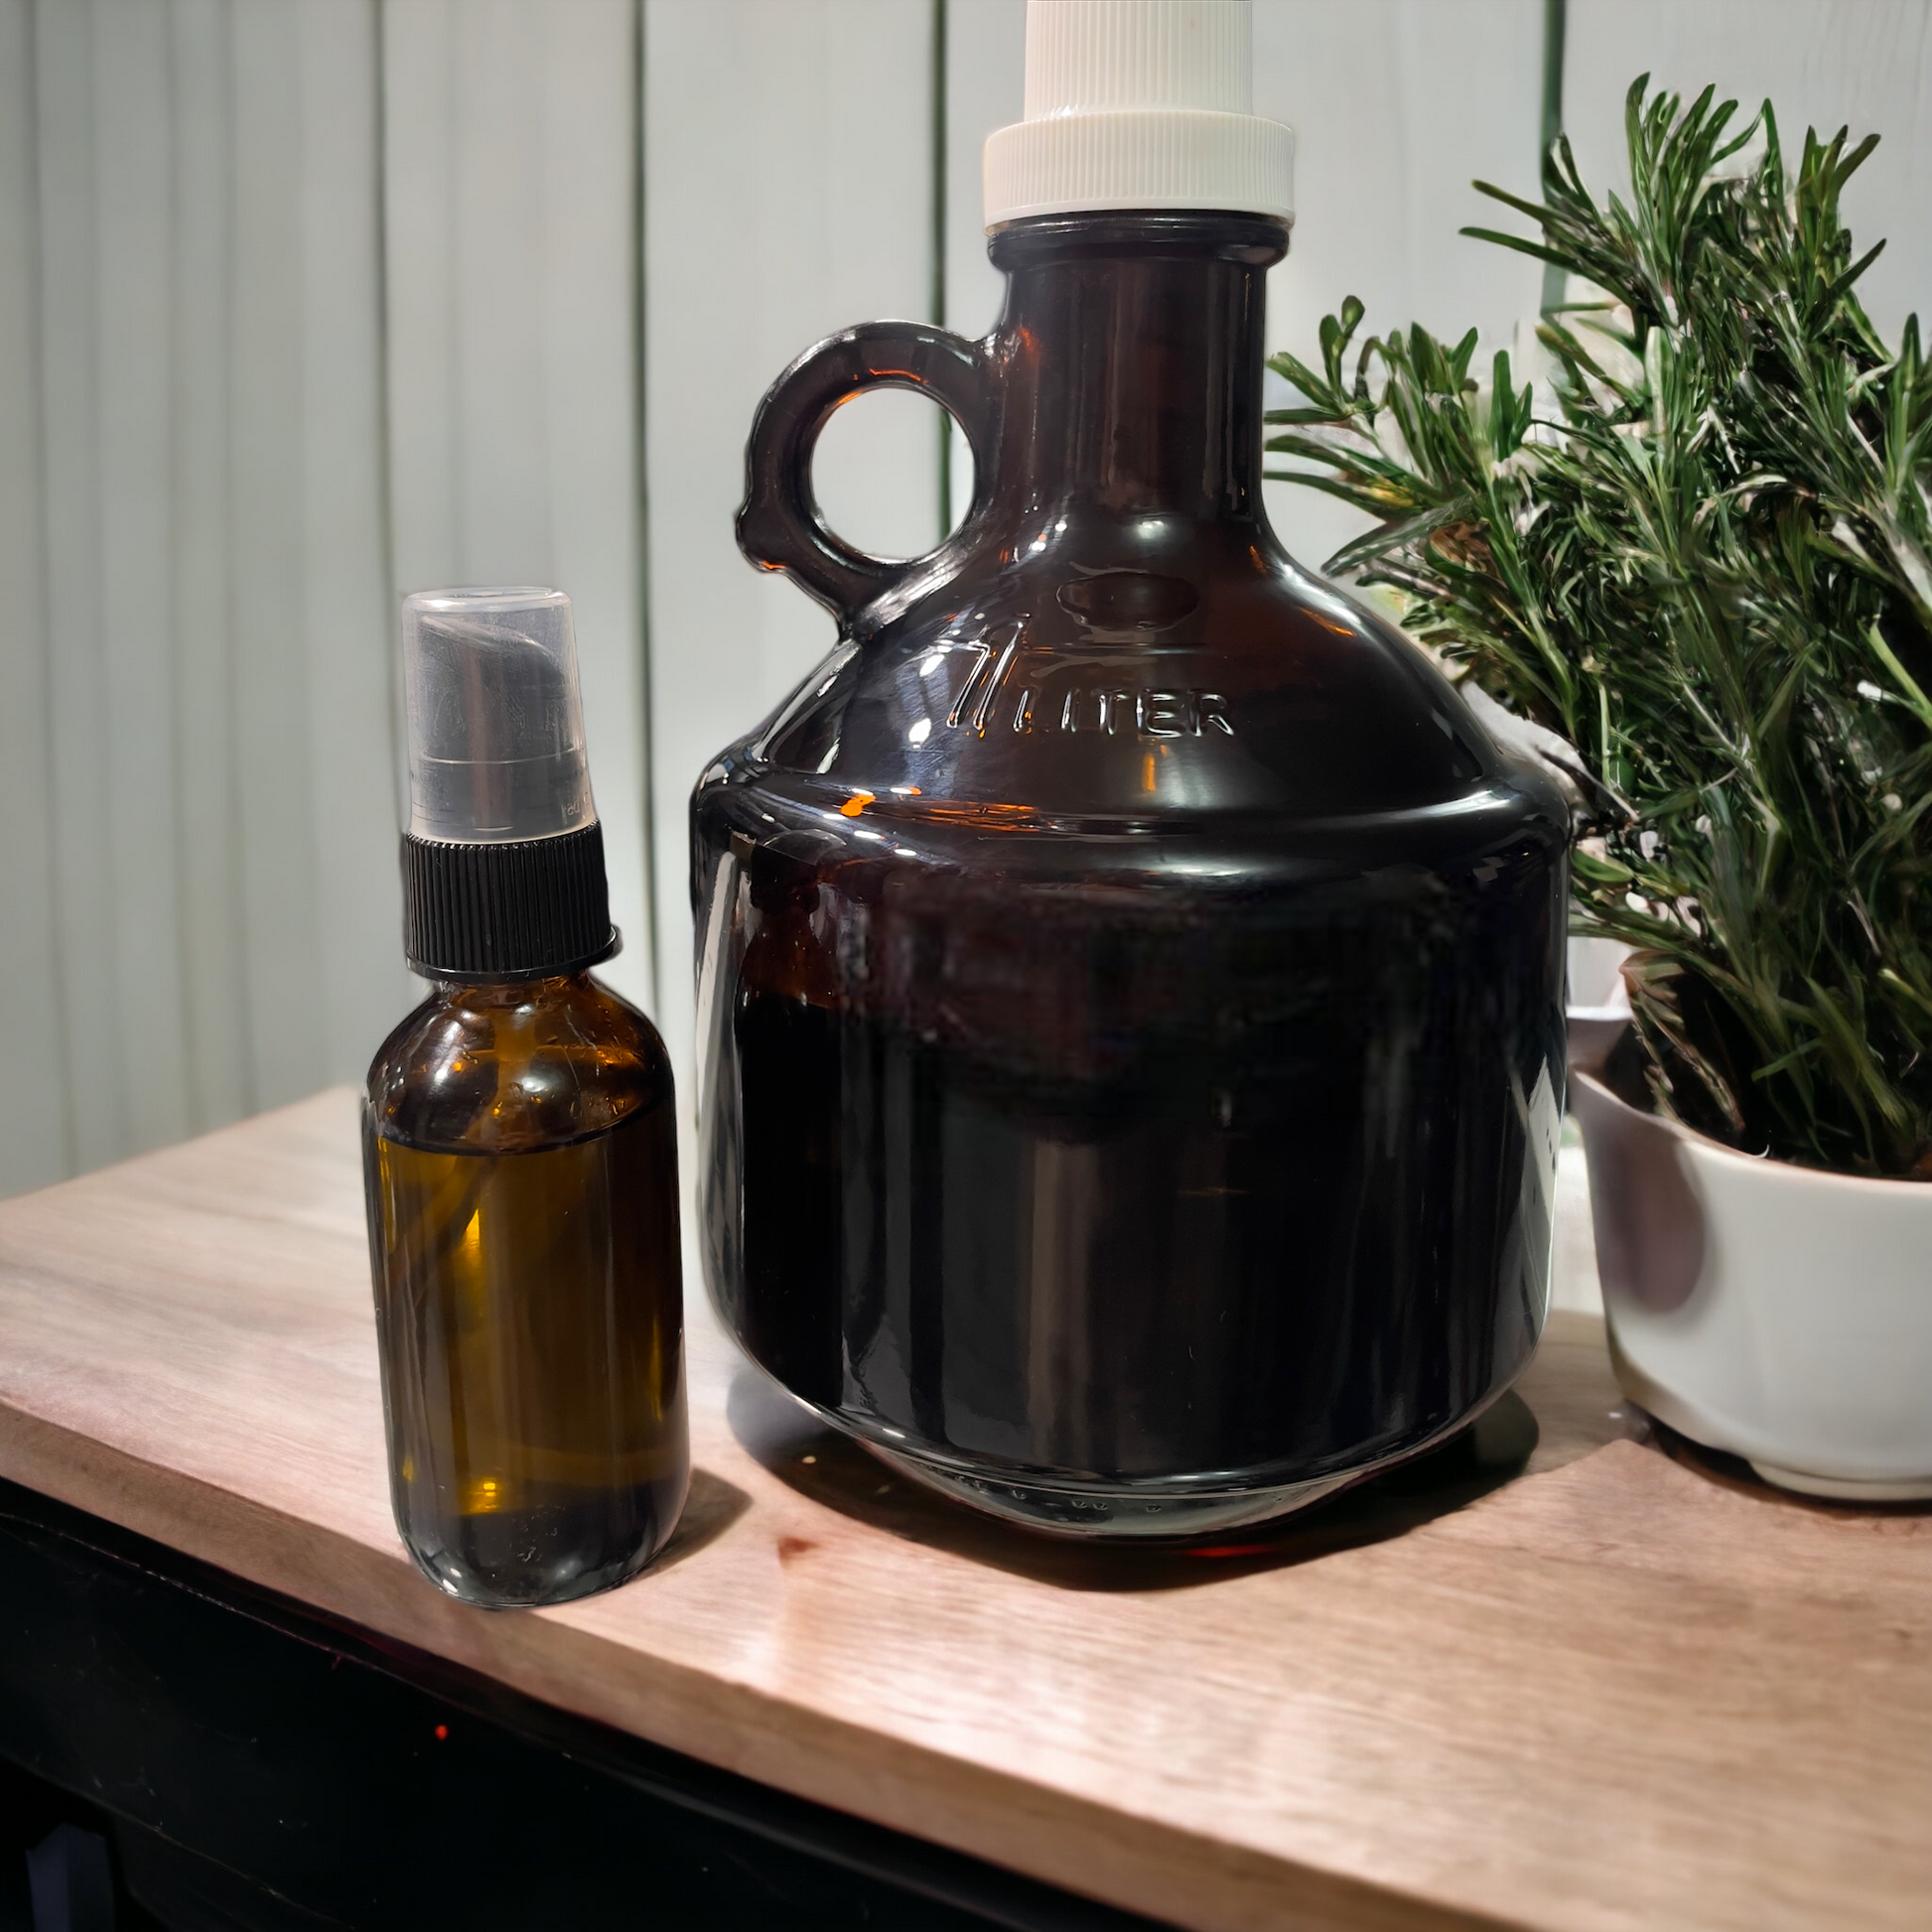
[0,1479,1163,1932]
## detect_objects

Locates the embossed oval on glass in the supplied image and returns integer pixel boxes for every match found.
[692,209,1569,1537]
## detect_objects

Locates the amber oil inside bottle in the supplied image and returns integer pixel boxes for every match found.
[363,972,687,1607]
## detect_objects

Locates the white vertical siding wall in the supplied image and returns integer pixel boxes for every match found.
[0,0,649,1194]
[172,0,252,1143]
[229,0,399,1119]
[3,0,1930,1194]
[0,0,409,1195]
[383,0,651,1015]
[641,0,937,1090]
[1253,0,1546,572]
[0,0,68,1191]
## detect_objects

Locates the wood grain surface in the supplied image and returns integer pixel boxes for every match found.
[1,1089,1926,1932]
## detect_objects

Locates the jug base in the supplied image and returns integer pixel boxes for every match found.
[861,1440,1380,1540]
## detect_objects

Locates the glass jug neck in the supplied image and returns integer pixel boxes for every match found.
[985,212,1289,525]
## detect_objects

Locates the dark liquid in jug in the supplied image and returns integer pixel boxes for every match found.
[695,212,1568,1534]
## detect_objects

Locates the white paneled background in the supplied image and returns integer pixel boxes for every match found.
[3,0,1930,1197]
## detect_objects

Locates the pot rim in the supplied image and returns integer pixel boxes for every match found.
[1570,1067,1932,1198]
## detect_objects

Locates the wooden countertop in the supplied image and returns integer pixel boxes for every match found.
[0,1090,1926,1932]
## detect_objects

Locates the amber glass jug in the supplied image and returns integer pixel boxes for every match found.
[693,1,1567,1536]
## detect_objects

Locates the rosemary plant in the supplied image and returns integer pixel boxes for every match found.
[1267,78,1932,1179]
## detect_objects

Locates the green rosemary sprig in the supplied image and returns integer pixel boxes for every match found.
[1267,77,1932,1177]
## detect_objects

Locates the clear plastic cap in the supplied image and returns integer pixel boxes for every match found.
[401,587,597,845]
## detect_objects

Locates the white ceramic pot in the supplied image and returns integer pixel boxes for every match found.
[1570,1068,1932,1500]
[1565,936,1632,1070]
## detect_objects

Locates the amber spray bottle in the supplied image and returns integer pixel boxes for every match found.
[363,587,687,1608]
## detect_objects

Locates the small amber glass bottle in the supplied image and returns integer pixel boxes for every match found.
[363,588,686,1607]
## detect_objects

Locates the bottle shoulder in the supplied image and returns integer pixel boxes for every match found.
[704,528,1515,830]
[365,973,672,1153]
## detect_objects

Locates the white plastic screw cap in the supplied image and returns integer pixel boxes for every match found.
[984,0,1295,228]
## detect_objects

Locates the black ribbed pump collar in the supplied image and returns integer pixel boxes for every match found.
[401,823,618,980]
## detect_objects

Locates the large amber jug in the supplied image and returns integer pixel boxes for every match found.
[691,1,1567,1536]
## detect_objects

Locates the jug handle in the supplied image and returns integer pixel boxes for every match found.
[736,321,996,627]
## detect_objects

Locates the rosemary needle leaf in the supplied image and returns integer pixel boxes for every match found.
[1268,78,1932,1177]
